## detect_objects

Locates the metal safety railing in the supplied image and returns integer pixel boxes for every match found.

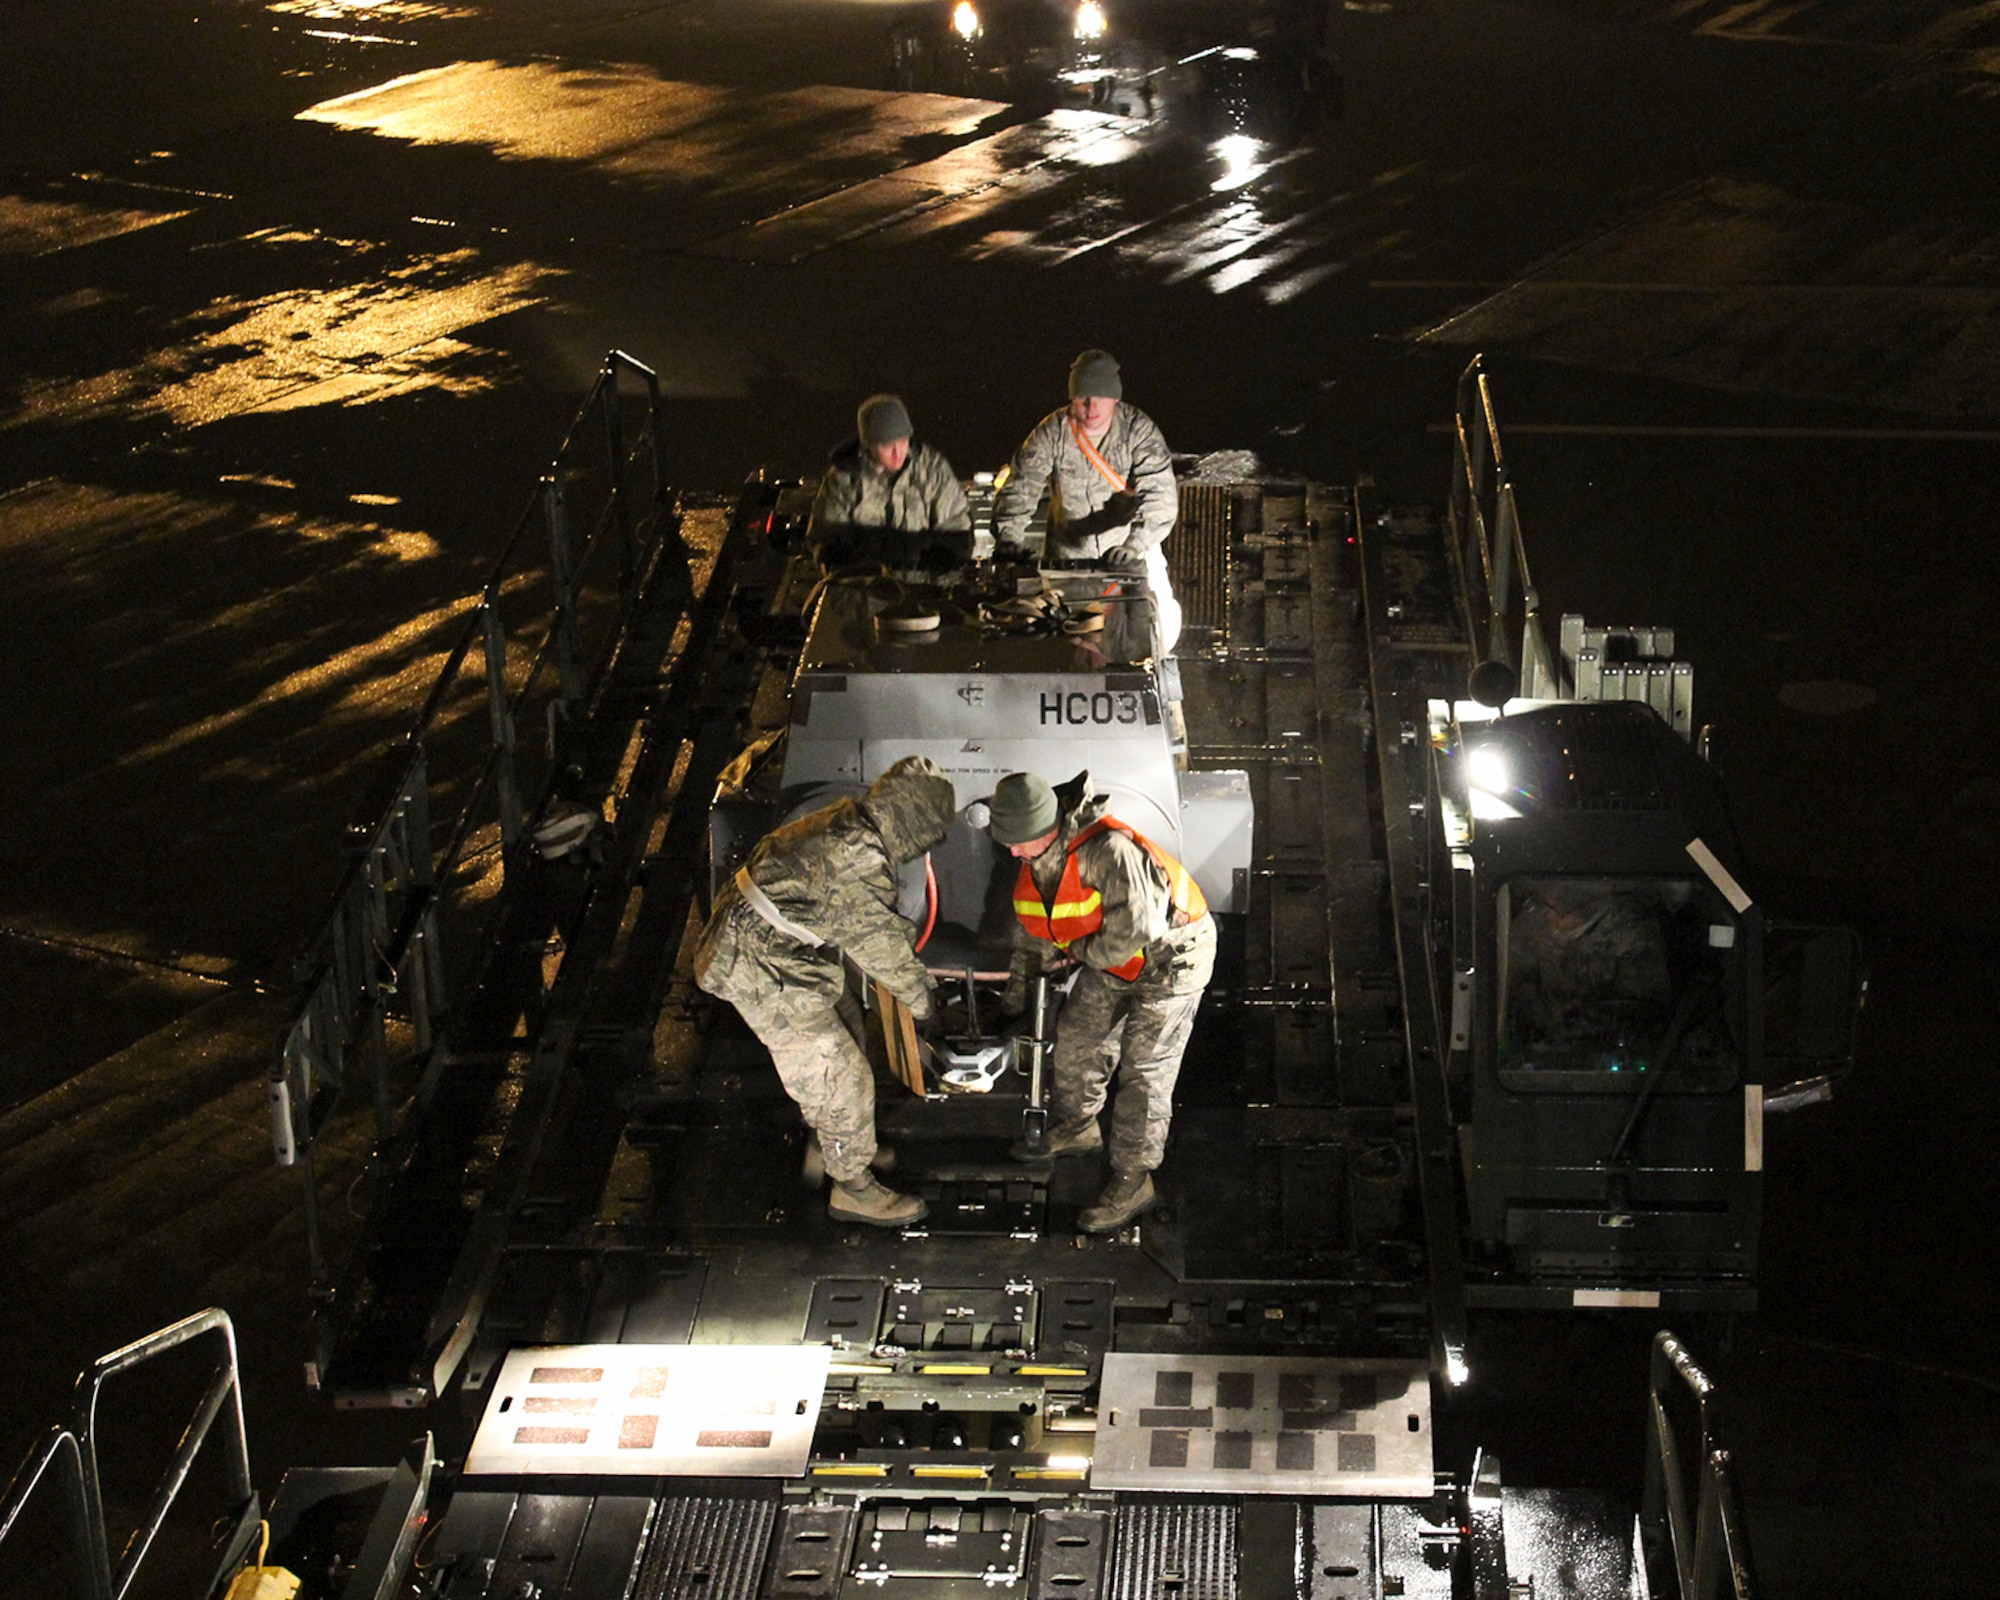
[1447,353,1563,707]
[0,1309,259,1600]
[271,350,684,1290]
[1641,1330,1759,1600]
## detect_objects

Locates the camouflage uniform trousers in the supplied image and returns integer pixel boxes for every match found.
[730,983,881,1185]
[1048,915,1217,1174]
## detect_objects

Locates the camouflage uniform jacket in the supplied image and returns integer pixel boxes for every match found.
[991,403,1177,561]
[1010,785,1201,984]
[809,438,973,571]
[695,758,956,1021]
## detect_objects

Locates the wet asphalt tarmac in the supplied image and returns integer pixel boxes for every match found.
[2,0,1998,1594]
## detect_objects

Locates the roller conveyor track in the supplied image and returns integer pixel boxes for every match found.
[269,466,1665,1600]
[313,468,1455,1393]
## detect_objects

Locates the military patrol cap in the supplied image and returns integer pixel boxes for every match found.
[988,773,1058,845]
[1067,349,1122,401]
[857,393,913,446]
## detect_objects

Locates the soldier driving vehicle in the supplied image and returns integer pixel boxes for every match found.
[807,392,973,579]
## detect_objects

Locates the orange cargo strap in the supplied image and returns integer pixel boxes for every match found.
[1011,817,1207,981]
[1068,414,1128,494]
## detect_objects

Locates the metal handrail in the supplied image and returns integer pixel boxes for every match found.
[0,1309,257,1600]
[271,349,683,1294]
[1447,354,1562,705]
[1642,1330,1759,1600]
[0,1427,102,1600]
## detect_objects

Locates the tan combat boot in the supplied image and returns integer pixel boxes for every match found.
[1078,1170,1156,1233]
[1008,1118,1104,1163]
[828,1174,928,1227]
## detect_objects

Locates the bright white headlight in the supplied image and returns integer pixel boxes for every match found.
[1074,1,1107,39]
[1467,745,1511,795]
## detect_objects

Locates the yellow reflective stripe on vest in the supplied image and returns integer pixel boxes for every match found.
[1011,816,1205,977]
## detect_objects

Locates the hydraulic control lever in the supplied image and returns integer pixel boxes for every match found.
[1016,975,1053,1154]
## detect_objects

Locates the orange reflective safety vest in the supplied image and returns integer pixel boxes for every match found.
[1012,818,1209,981]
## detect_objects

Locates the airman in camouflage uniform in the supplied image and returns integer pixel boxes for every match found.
[992,350,1182,651]
[809,393,973,579]
[695,755,958,1226]
[990,771,1216,1233]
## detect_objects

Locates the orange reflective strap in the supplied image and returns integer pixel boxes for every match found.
[1068,415,1128,495]
[1011,817,1207,981]
[1070,817,1209,926]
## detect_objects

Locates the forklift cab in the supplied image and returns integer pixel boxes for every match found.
[1433,697,1862,1306]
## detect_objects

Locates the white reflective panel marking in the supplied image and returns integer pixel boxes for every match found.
[1571,1289,1662,1308]
[1745,1083,1765,1172]
[1686,837,1753,913]
[465,1344,831,1477]
[1092,1353,1432,1497]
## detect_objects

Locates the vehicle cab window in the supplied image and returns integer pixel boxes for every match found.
[1496,875,1740,1090]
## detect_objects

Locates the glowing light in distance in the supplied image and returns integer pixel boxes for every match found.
[1211,134,1262,190]
[954,1,980,39]
[1074,1,1107,39]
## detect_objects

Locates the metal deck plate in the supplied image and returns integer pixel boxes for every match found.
[465,1344,832,1477]
[1091,1353,1433,1496]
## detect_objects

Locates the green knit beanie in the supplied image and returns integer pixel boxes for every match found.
[857,393,913,447]
[1067,349,1122,400]
[987,773,1059,845]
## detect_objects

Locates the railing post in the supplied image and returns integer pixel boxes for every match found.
[642,365,671,510]
[543,474,586,717]
[73,1310,254,1600]
[363,855,396,1144]
[1489,481,1518,656]
[602,358,637,594]
[1644,1330,1756,1600]
[481,600,525,864]
[0,1429,112,1600]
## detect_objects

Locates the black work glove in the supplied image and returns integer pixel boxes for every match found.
[920,532,973,577]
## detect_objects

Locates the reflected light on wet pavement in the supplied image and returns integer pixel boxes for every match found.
[112,578,508,774]
[0,195,192,259]
[5,248,553,428]
[289,56,1367,296]
[268,0,481,21]
[299,60,1000,173]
